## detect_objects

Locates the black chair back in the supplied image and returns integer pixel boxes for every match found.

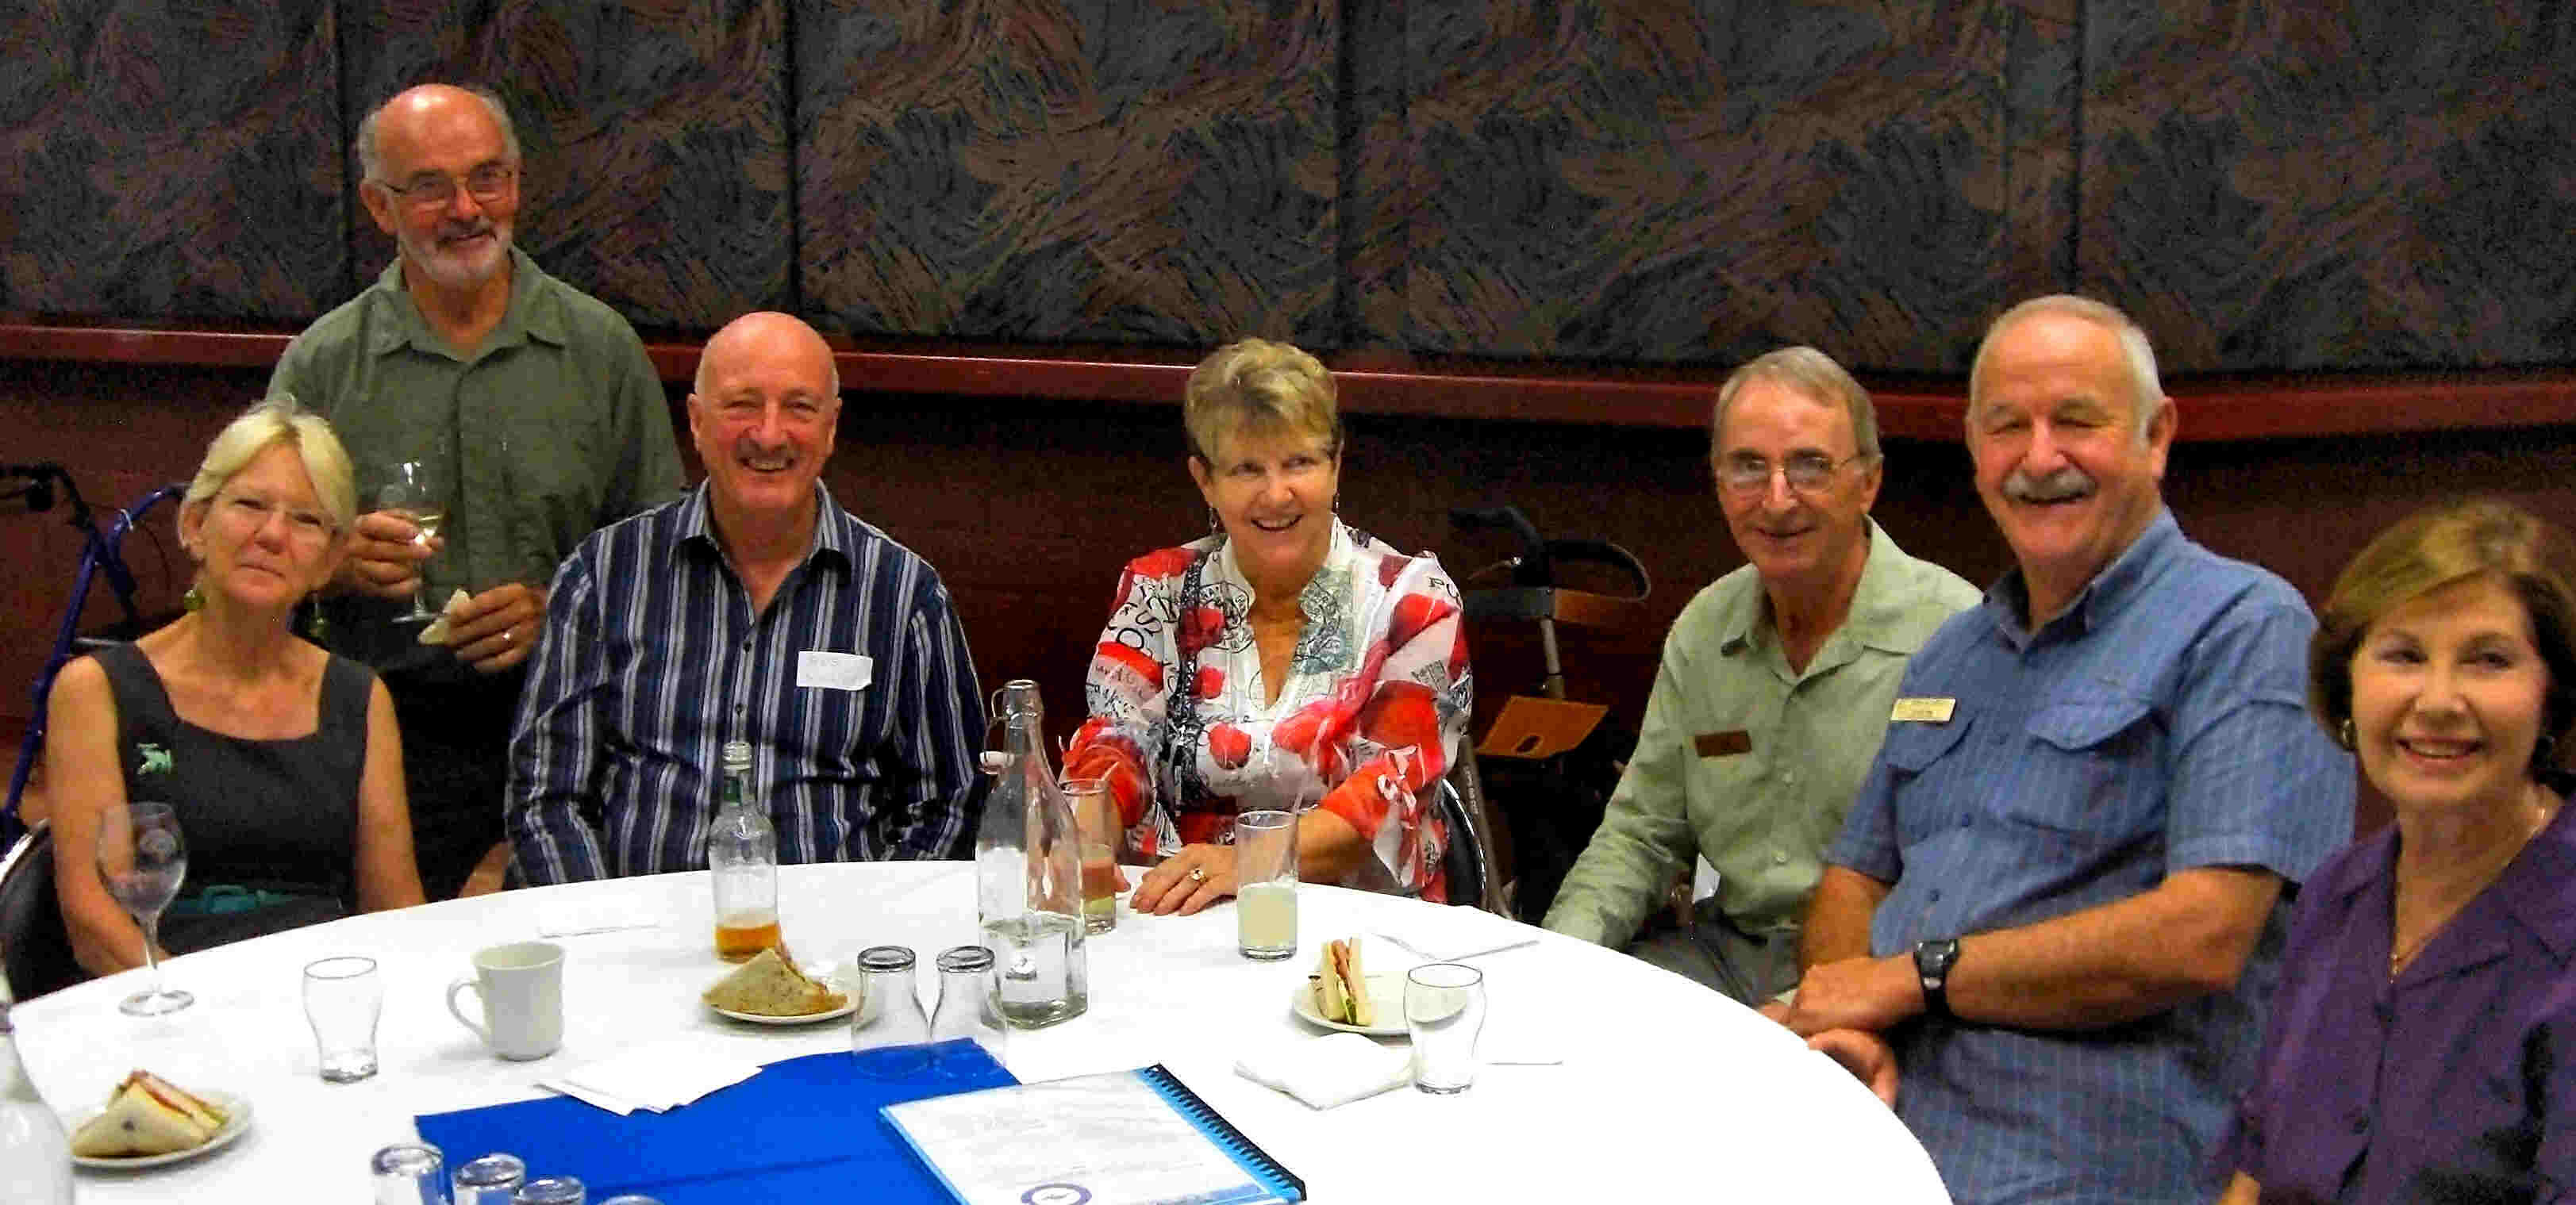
[0,819,81,1003]
[1434,749,1508,915]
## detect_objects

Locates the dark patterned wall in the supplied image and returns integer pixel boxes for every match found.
[796,1,1342,346]
[1364,2,2063,370]
[0,2,344,321]
[1,2,2567,374]
[2080,2,2576,373]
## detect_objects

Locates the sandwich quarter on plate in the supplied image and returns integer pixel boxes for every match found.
[702,946,853,1023]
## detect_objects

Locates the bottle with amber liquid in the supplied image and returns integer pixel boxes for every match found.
[709,740,780,961]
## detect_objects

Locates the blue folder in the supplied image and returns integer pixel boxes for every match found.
[414,1041,1017,1203]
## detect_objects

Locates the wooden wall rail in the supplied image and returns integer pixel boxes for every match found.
[6,322,2574,442]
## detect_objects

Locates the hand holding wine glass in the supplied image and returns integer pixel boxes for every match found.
[374,461,447,624]
[94,801,194,1015]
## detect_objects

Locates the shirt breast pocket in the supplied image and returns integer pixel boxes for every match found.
[1883,716,1973,849]
[2009,699,2163,844]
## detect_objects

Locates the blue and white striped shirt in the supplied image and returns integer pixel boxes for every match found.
[507,482,985,884]
[1826,511,2353,1203]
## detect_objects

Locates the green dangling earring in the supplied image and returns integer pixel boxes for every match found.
[183,583,204,613]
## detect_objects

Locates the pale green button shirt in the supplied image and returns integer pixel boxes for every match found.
[1544,520,1979,950]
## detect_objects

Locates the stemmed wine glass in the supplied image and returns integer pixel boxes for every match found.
[375,460,447,624]
[94,801,194,1015]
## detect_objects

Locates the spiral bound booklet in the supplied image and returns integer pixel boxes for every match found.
[882,1064,1305,1205]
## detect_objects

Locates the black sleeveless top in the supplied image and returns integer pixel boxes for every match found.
[97,643,371,940]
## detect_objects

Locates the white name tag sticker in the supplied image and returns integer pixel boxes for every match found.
[796,650,872,692]
[1890,697,1956,723]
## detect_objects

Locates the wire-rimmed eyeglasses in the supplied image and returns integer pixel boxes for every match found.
[1714,451,1870,493]
[372,163,517,209]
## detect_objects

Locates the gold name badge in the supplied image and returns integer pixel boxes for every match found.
[1890,697,1957,723]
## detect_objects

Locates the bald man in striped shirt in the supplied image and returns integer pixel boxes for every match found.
[506,313,985,883]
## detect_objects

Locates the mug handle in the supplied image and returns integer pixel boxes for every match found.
[447,977,491,1046]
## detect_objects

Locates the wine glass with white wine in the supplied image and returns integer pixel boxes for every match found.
[94,801,193,1015]
[375,461,447,624]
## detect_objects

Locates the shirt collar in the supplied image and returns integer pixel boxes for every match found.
[675,479,854,573]
[2489,784,2576,962]
[1979,507,2179,646]
[2331,781,2576,967]
[1717,518,1914,660]
[363,246,565,361]
[1212,519,1352,616]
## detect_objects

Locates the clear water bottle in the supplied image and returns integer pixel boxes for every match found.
[975,680,1089,1028]
[708,739,779,962]
[0,1002,74,1205]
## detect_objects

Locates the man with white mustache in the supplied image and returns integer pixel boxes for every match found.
[1543,347,1976,1006]
[1778,296,2353,1202]
[271,83,684,899]
[506,313,985,884]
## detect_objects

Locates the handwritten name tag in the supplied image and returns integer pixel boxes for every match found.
[796,650,872,692]
[1890,697,1956,723]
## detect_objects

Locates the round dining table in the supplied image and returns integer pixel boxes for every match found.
[13,862,1949,1201]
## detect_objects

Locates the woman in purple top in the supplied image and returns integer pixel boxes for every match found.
[2222,499,2576,1203]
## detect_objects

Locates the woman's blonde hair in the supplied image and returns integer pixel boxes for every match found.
[183,394,358,535]
[2310,498,2576,773]
[1182,338,1340,465]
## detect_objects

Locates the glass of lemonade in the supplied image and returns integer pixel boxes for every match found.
[1233,809,1297,960]
[1062,777,1119,934]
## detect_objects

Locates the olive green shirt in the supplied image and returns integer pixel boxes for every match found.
[269,248,686,681]
[1544,520,1978,950]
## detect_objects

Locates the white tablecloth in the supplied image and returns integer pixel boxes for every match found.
[14,862,1947,1201]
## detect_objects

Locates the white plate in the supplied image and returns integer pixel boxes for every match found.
[1290,973,1405,1037]
[707,994,856,1026]
[68,1088,252,1170]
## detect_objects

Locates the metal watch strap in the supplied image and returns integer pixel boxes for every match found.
[1914,938,1961,1021]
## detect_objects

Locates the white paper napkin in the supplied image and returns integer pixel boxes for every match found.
[541,1039,761,1114]
[536,900,667,938]
[1371,908,1537,963]
[1235,1032,1411,1109]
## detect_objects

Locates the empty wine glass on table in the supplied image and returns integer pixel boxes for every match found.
[375,461,448,624]
[94,801,192,1015]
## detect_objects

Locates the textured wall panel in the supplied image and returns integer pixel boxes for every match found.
[0,2,343,321]
[2080,2,2576,372]
[344,0,793,328]
[1390,2,2026,370]
[795,1,1340,347]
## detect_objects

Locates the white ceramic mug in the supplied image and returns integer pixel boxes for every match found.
[446,940,564,1060]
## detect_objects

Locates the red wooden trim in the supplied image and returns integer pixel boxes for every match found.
[5,321,2572,442]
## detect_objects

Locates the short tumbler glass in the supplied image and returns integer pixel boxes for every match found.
[453,1151,528,1204]
[1404,961,1488,1095]
[304,955,383,1083]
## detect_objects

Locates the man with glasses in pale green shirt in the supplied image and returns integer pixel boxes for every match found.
[270,83,684,900]
[1542,347,1976,1006]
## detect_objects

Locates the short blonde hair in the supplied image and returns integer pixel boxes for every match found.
[1182,338,1340,464]
[1709,345,1881,462]
[184,395,358,535]
[2310,498,2576,773]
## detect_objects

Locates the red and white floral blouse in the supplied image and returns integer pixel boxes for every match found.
[1065,521,1472,901]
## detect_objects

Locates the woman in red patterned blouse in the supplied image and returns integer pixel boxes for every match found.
[1066,339,1473,911]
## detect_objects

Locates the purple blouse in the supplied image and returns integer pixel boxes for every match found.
[2223,789,2576,1203]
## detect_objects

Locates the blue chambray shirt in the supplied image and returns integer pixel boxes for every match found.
[1826,511,2354,1203]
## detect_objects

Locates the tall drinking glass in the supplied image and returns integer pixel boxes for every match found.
[1234,809,1298,960]
[375,461,447,624]
[1063,777,1118,934]
[94,801,192,1015]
